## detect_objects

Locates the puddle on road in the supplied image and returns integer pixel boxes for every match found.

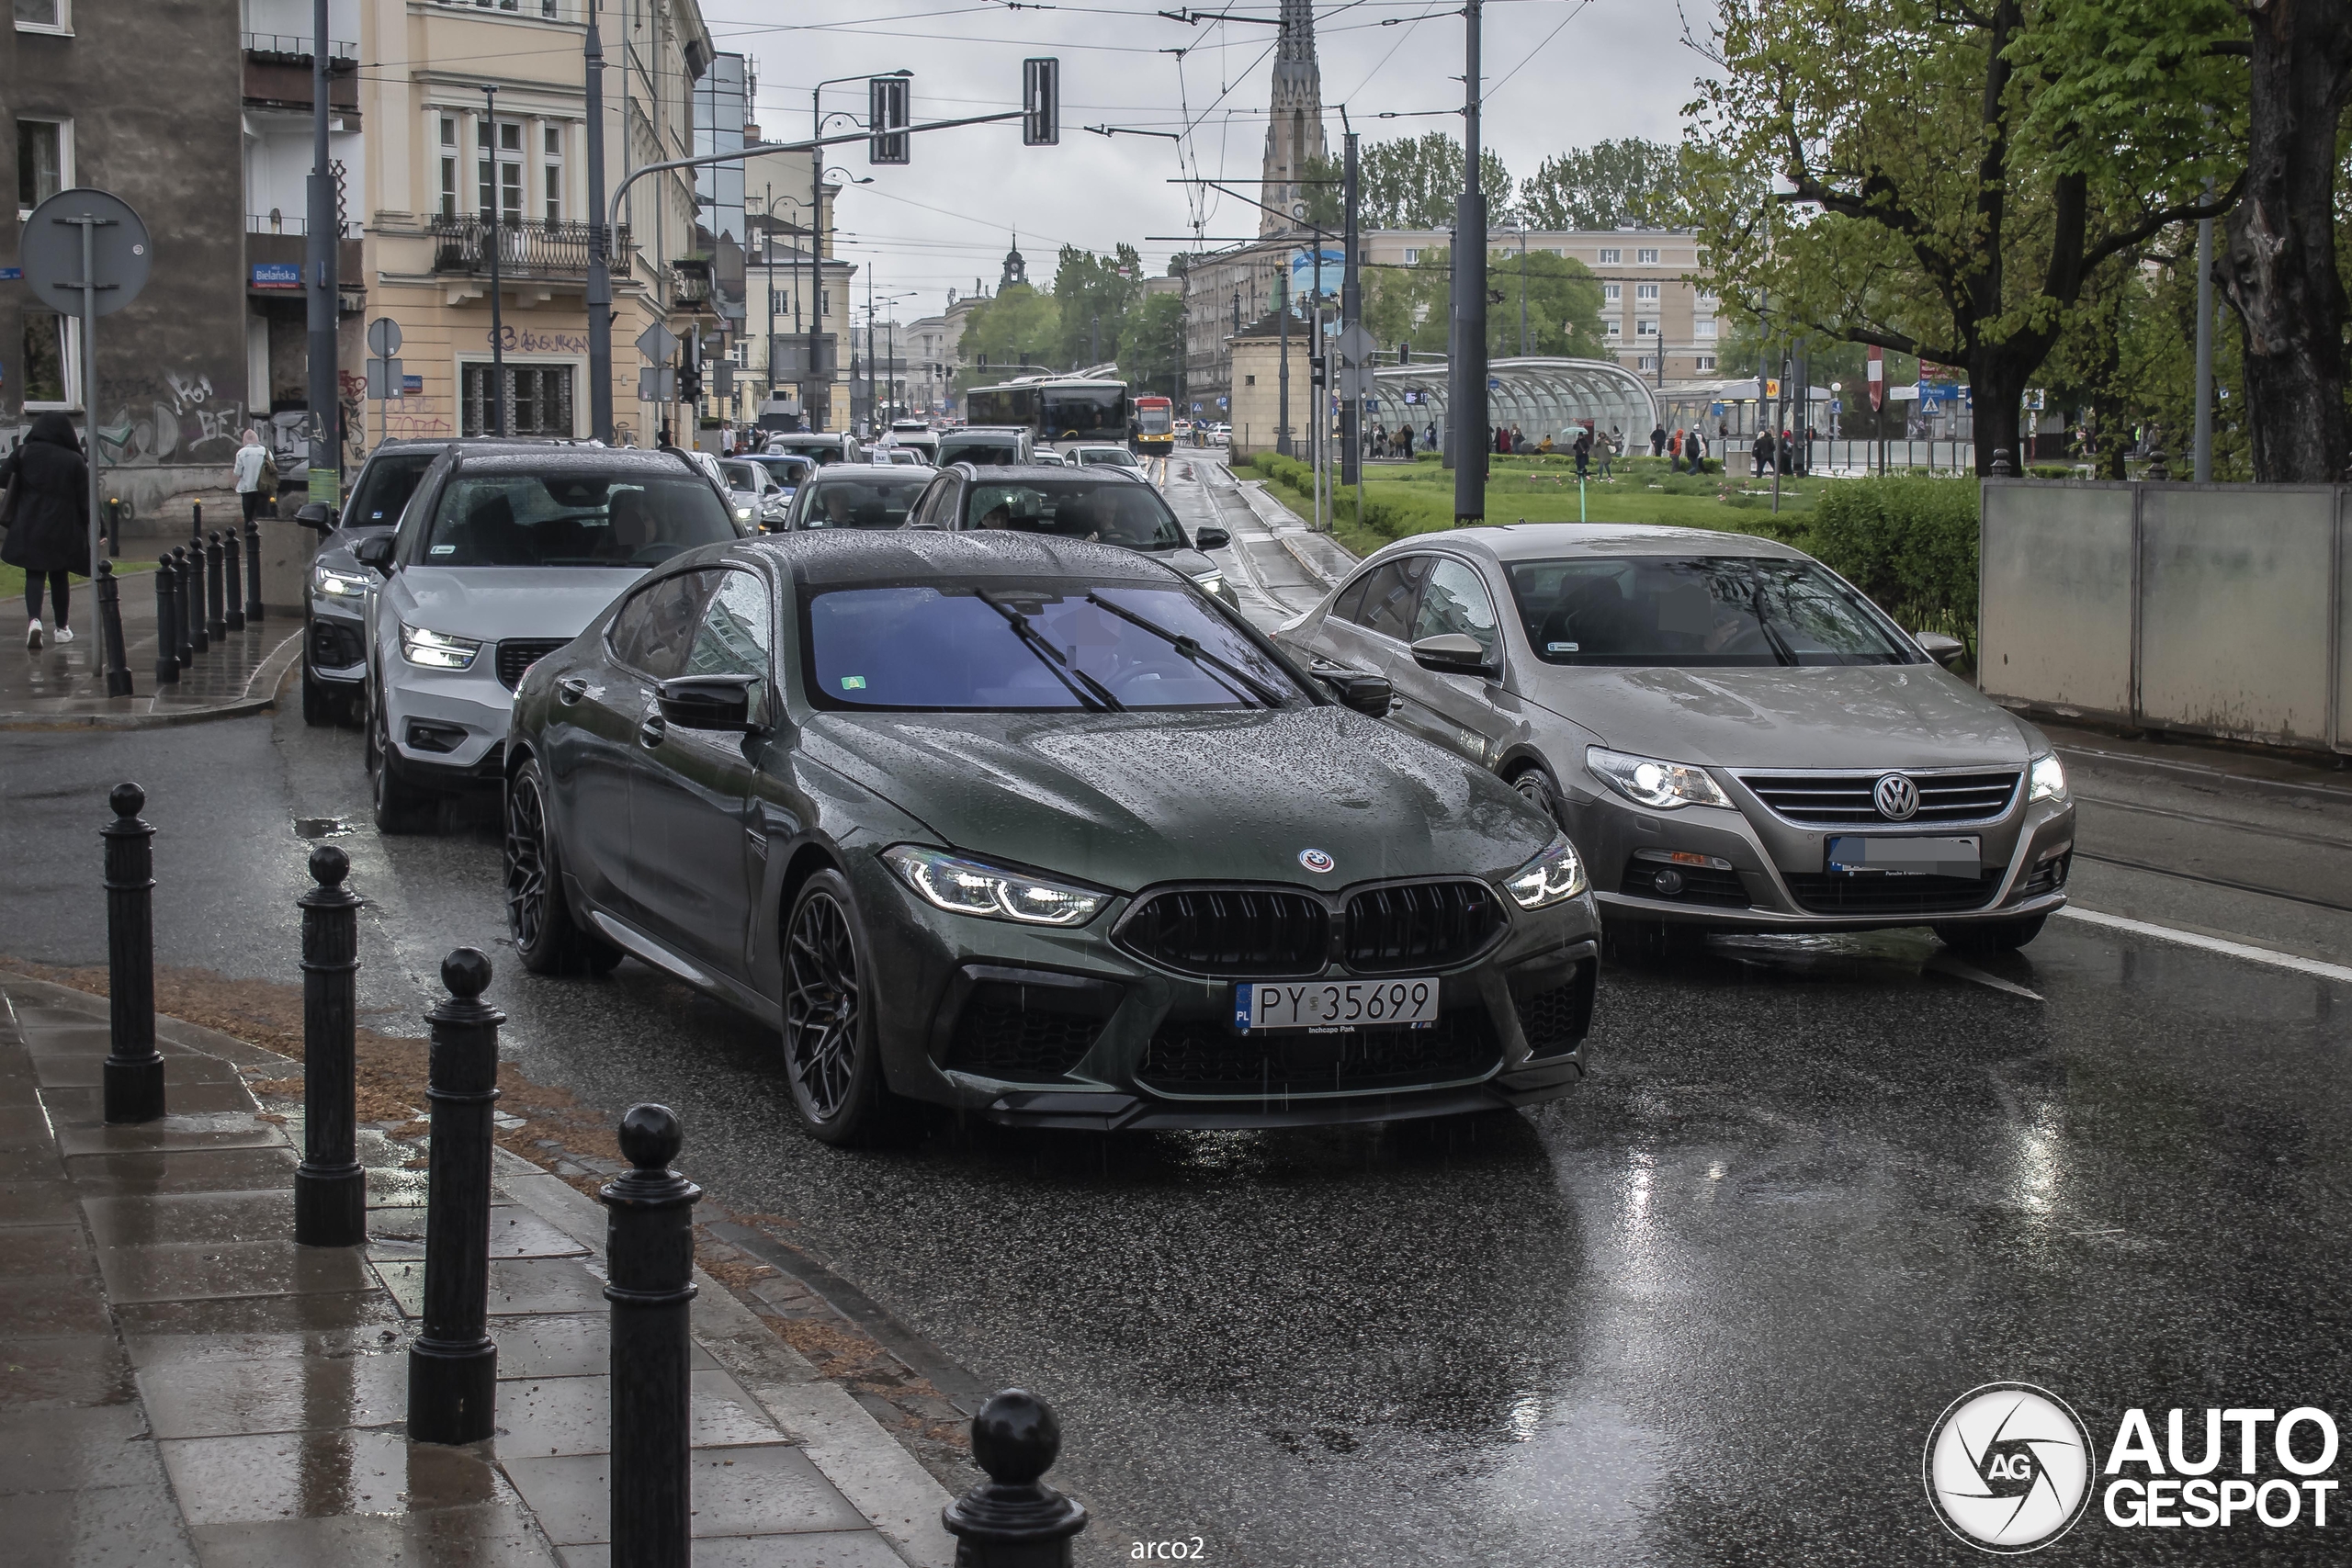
[293,817,352,839]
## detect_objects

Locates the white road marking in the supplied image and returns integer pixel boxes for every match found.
[1922,953,2044,1000]
[2055,906,2352,986]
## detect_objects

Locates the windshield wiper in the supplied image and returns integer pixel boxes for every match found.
[975,591,1125,712]
[1083,592,1287,707]
[1746,575,1798,667]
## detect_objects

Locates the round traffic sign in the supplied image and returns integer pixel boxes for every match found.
[368,317,403,357]
[18,188,151,319]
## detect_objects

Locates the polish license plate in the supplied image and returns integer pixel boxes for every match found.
[1826,835,1981,875]
[1234,978,1440,1032]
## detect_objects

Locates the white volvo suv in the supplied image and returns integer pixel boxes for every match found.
[352,445,741,830]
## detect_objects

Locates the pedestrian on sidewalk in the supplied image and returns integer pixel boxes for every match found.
[1,411,89,651]
[232,427,271,529]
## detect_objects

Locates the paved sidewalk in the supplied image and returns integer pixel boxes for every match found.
[1227,474,1358,585]
[0,974,952,1567]
[0,576,301,729]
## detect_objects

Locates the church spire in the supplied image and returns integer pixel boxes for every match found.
[1259,0,1328,237]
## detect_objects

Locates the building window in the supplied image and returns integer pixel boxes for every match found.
[1244,374,1256,386]
[1601,283,1621,303]
[20,311,73,405]
[1636,319,1658,337]
[1696,355,1716,371]
[542,126,562,223]
[479,118,523,221]
[1638,355,1657,371]
[1635,283,1659,302]
[1598,247,1620,265]
[1694,315,1717,340]
[462,363,574,435]
[1637,247,1659,265]
[17,116,68,213]
[438,116,459,218]
[13,0,68,32]
[1603,320,1622,340]
[1401,248,1419,265]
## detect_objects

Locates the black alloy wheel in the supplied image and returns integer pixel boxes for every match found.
[506,761,622,976]
[1511,766,1564,828]
[782,870,892,1145]
[367,683,427,834]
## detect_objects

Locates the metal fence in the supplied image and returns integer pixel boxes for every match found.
[1980,478,2351,755]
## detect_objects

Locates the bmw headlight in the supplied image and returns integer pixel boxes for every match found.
[399,622,481,671]
[1586,745,1732,810]
[2029,751,2068,803]
[1504,832,1589,909]
[882,845,1105,927]
[312,566,373,599]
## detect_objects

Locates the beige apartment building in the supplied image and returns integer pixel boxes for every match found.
[741,151,855,431]
[347,0,717,450]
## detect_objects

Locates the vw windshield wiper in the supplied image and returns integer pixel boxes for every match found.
[1747,575,1798,666]
[975,591,1124,712]
[1083,592,1287,707]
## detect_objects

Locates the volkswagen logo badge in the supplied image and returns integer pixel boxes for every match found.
[1298,848,1335,874]
[1874,773,1921,821]
[1923,1382,2096,1553]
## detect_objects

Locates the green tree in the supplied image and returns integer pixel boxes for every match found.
[1518,139,1683,231]
[1118,291,1188,399]
[954,283,1059,392]
[1683,0,2245,474]
[1050,243,1143,369]
[1363,247,1605,359]
[1354,132,1513,230]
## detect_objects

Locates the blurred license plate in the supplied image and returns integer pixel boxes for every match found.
[1826,835,1981,875]
[1235,978,1439,1032]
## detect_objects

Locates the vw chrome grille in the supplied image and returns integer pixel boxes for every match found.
[495,638,570,691]
[1342,880,1505,973]
[1116,888,1330,977]
[1737,768,2021,827]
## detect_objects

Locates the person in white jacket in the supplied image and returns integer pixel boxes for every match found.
[232,430,271,527]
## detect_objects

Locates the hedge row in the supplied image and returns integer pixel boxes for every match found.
[1802,475,1981,647]
[1247,451,1453,537]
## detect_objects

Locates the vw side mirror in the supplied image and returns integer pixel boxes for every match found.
[351,533,397,575]
[656,674,764,733]
[1410,633,1498,678]
[1915,631,1966,668]
[295,502,339,533]
[1322,670,1395,717]
[1193,526,1231,551]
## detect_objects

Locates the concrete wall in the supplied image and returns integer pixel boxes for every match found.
[1980,478,2351,755]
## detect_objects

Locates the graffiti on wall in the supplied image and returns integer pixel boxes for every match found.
[90,369,249,467]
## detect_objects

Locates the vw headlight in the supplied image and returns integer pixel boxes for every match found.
[1504,833,1589,909]
[2029,751,2067,803]
[1586,746,1731,810]
[399,622,481,671]
[312,566,373,599]
[883,845,1105,927]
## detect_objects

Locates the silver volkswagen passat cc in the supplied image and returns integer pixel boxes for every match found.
[1276,523,2075,955]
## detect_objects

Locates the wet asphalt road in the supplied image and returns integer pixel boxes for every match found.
[5,479,2350,1563]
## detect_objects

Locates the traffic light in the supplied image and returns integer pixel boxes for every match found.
[1398,344,1410,366]
[1023,57,1059,146]
[679,358,703,403]
[869,75,910,165]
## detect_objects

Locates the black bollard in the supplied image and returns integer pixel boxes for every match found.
[153,561,179,686]
[104,496,122,557]
[243,517,265,623]
[96,560,133,698]
[407,947,503,1445]
[942,1390,1089,1568]
[179,548,207,658]
[1989,447,2015,479]
[206,531,228,640]
[293,846,366,1247]
[223,529,244,632]
[101,784,165,1124]
[601,1104,703,1568]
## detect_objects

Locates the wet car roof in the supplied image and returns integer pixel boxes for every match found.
[741,529,1179,587]
[443,446,701,476]
[1430,522,1810,562]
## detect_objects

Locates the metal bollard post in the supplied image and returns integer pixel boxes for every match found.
[179,548,207,657]
[243,518,265,623]
[104,496,122,557]
[601,1104,703,1568]
[101,784,165,1124]
[407,947,503,1445]
[942,1390,1089,1568]
[206,532,228,640]
[223,529,245,632]
[293,846,366,1247]
[96,561,134,698]
[153,562,179,686]
[1989,447,2015,479]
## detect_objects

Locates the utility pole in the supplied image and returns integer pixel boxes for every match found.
[2193,183,2216,482]
[482,85,506,436]
[584,0,611,441]
[305,0,339,501]
[1518,224,1528,356]
[1450,0,1487,523]
[1276,263,1292,457]
[1340,126,1362,490]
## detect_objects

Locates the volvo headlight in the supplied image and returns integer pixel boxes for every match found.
[2029,751,2068,803]
[1504,833,1589,909]
[882,845,1105,927]
[312,566,373,599]
[1193,571,1227,598]
[399,622,481,671]
[1586,746,1732,809]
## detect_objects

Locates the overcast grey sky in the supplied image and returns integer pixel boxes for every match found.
[700,0,1715,322]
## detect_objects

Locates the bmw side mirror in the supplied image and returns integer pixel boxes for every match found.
[352,533,398,575]
[1193,526,1231,551]
[1323,670,1395,717]
[296,502,338,533]
[1410,633,1498,678]
[1915,631,1966,668]
[656,673,765,733]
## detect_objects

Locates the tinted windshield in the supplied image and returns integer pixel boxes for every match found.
[795,475,932,529]
[421,471,736,567]
[962,477,1185,550]
[938,434,1021,467]
[346,451,437,530]
[1076,448,1137,468]
[1041,388,1126,438]
[804,581,1302,711]
[1504,556,1917,667]
[749,456,811,486]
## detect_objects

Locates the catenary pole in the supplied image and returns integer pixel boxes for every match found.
[585,1,612,441]
[306,0,339,504]
[1451,0,1487,523]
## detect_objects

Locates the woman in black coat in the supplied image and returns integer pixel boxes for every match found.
[1,412,89,650]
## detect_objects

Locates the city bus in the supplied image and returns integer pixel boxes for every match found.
[1131,394,1175,456]
[963,376,1129,455]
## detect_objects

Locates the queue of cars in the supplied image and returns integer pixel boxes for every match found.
[316,435,2068,1146]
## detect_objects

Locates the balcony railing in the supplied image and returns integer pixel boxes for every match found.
[428,217,632,282]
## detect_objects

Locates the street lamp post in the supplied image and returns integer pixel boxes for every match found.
[1451,0,1487,524]
[481,85,506,436]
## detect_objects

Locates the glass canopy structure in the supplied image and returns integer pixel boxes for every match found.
[1364,356,1661,444]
